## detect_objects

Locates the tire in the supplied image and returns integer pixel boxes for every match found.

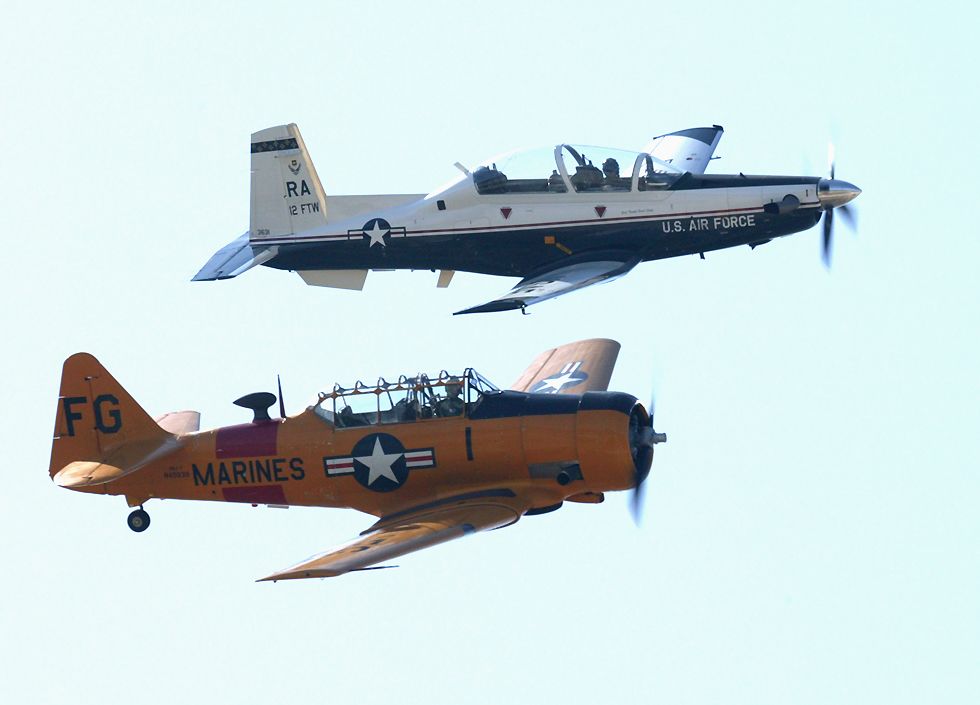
[127,509,151,533]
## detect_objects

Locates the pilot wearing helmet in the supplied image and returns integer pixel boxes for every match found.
[602,157,620,180]
[435,381,465,417]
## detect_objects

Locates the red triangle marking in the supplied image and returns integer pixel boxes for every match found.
[501,207,512,219]
[595,206,606,217]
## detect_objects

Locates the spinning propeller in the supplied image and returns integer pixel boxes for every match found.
[817,144,861,267]
[630,394,666,525]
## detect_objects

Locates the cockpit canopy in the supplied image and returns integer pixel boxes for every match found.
[470,144,685,196]
[314,368,500,428]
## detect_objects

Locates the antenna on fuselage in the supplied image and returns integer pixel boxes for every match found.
[277,375,286,418]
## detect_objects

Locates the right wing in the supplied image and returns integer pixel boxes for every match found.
[259,492,525,581]
[643,125,724,174]
[511,338,620,394]
[454,254,639,315]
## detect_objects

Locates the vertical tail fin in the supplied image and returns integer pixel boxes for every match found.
[250,123,328,241]
[50,354,176,486]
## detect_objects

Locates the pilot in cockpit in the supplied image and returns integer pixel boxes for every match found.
[602,157,620,181]
[435,381,464,417]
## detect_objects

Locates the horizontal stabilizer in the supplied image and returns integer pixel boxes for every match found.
[154,410,201,435]
[455,253,639,315]
[192,233,277,281]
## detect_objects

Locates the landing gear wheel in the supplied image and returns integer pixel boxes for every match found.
[127,508,150,533]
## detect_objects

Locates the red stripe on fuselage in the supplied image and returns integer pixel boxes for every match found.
[221,485,288,504]
[216,421,279,459]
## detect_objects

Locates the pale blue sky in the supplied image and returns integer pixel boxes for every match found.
[1,2,977,704]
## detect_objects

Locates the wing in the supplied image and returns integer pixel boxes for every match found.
[511,338,620,394]
[454,255,639,315]
[643,125,724,174]
[258,492,525,581]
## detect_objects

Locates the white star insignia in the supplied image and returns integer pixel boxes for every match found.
[364,221,390,247]
[539,371,586,392]
[355,437,403,485]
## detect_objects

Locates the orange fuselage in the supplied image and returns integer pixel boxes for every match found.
[64,391,644,518]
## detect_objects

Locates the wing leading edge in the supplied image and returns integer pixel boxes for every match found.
[259,492,525,581]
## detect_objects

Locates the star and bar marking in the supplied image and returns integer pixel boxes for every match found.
[347,218,407,248]
[323,432,436,492]
[530,360,590,394]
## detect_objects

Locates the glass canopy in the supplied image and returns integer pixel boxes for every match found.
[470,144,685,195]
[314,369,500,427]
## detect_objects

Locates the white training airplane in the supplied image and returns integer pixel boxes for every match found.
[194,124,859,314]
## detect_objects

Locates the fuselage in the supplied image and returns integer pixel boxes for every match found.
[260,173,823,277]
[68,390,646,518]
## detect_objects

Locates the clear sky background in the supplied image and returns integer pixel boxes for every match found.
[1,1,977,703]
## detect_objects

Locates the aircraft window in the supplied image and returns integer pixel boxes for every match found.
[378,378,420,424]
[469,144,684,196]
[632,152,685,191]
[472,148,567,195]
[333,388,378,428]
[432,377,465,418]
[318,370,490,427]
[464,369,500,408]
[560,145,637,193]
[472,165,508,194]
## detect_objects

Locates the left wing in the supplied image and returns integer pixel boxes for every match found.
[454,254,639,315]
[510,338,620,394]
[259,492,525,581]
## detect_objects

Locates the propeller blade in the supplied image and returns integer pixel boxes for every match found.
[827,142,836,180]
[837,203,857,230]
[630,443,654,526]
[822,209,833,268]
[630,477,646,525]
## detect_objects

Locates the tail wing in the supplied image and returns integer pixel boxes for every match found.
[50,354,178,487]
[193,123,328,282]
[511,339,621,394]
[250,123,328,241]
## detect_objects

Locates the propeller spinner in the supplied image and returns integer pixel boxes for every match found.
[817,149,861,266]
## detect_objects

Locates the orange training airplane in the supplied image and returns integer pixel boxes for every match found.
[50,339,665,580]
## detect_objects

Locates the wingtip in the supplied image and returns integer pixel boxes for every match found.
[454,300,524,315]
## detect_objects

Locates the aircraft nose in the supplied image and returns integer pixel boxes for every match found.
[817,178,861,209]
